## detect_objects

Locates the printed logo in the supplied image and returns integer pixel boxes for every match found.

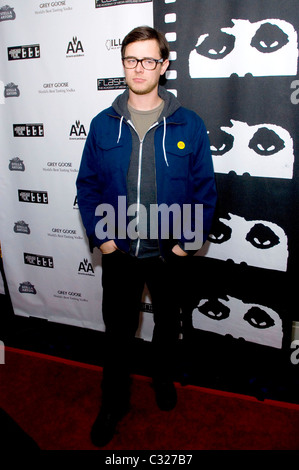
[9,157,25,171]
[97,77,126,91]
[69,120,87,140]
[73,195,78,209]
[43,160,78,175]
[0,5,16,21]
[95,0,151,8]
[105,38,122,51]
[78,258,95,276]
[66,37,84,57]
[13,123,44,137]
[4,83,20,98]
[19,282,37,294]
[18,190,48,204]
[48,227,82,241]
[39,82,75,95]
[54,289,88,303]
[24,253,54,268]
[36,2,73,15]
[141,302,154,314]
[14,221,31,235]
[8,44,40,61]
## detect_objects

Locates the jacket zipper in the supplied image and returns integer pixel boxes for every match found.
[127,119,159,257]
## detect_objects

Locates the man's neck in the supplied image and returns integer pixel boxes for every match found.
[128,88,162,111]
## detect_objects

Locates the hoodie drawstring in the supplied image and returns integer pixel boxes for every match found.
[162,117,169,167]
[117,115,169,167]
[117,115,124,143]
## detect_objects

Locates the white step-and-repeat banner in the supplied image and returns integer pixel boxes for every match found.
[0,0,155,339]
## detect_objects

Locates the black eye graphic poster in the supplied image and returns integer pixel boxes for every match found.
[154,0,299,353]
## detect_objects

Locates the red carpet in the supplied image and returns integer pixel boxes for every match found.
[0,347,299,450]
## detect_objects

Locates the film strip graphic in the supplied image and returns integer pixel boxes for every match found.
[154,0,179,96]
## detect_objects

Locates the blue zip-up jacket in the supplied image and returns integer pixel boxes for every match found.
[76,86,217,257]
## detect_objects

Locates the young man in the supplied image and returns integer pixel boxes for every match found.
[76,26,217,447]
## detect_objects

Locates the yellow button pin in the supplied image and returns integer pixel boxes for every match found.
[177,141,185,150]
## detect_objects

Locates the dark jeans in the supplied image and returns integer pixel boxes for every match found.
[100,250,188,408]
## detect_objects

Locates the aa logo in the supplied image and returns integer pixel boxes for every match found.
[66,37,84,56]
[70,120,86,139]
[78,258,94,276]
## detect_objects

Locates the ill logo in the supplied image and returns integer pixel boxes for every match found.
[66,37,84,57]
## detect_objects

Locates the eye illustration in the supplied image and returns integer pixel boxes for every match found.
[244,306,275,329]
[193,295,283,348]
[209,129,234,156]
[189,19,297,78]
[251,23,289,53]
[210,120,294,178]
[249,127,285,156]
[197,298,230,321]
[202,214,288,272]
[208,219,232,244]
[195,31,235,60]
[246,223,280,249]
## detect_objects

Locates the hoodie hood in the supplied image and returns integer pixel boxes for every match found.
[112,85,181,122]
[112,86,182,165]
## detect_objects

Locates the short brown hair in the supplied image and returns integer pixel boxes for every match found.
[121,26,170,61]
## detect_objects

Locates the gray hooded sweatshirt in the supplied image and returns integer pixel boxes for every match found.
[112,86,181,258]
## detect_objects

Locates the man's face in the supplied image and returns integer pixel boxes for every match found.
[123,39,169,96]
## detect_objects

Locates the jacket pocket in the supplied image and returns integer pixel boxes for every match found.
[96,139,126,175]
[166,142,192,179]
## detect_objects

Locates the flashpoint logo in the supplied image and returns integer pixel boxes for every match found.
[13,123,44,137]
[97,77,126,91]
[95,0,151,8]
[8,44,40,61]
[78,258,95,276]
[9,157,25,171]
[4,83,20,98]
[24,253,54,268]
[69,120,87,140]
[66,37,84,57]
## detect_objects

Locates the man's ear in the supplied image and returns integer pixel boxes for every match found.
[160,59,169,76]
